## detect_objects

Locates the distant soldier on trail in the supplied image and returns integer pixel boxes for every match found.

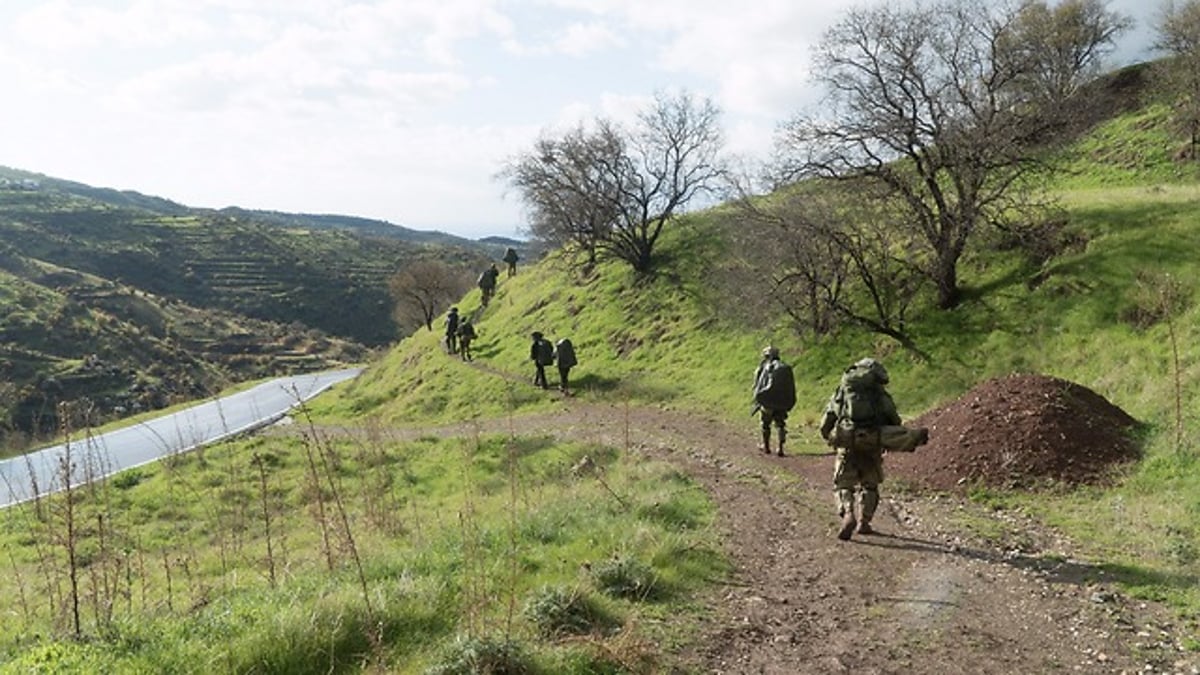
[457,318,477,361]
[478,264,500,306]
[444,307,460,354]
[530,331,554,389]
[502,247,519,277]
[553,337,577,393]
[819,357,929,540]
[751,346,796,457]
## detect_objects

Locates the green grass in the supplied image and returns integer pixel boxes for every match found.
[5,73,1200,670]
[0,418,726,673]
[315,99,1200,627]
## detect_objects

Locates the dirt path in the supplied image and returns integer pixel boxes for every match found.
[318,395,1198,674]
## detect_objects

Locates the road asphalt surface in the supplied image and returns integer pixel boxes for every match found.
[0,368,361,508]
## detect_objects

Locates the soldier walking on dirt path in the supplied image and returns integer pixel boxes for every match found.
[553,337,577,393]
[752,346,796,457]
[503,247,519,277]
[530,331,553,388]
[819,357,929,541]
[478,264,500,306]
[457,318,476,361]
[444,307,460,355]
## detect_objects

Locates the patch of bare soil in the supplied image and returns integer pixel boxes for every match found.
[888,373,1142,491]
[315,368,1197,674]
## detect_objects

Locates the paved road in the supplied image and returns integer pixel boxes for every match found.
[0,368,361,509]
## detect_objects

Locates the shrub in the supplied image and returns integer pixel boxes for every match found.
[110,468,145,490]
[522,585,614,638]
[424,635,534,675]
[590,557,658,601]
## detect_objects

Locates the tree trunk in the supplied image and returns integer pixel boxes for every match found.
[934,254,960,309]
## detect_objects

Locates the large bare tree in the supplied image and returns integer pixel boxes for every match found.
[500,123,623,266]
[776,0,1129,309]
[501,91,726,274]
[1155,0,1200,158]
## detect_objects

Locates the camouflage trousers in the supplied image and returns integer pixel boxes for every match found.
[832,425,924,522]
[759,408,787,437]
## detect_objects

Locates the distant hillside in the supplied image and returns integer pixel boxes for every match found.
[216,207,484,248]
[0,168,503,438]
[0,166,535,257]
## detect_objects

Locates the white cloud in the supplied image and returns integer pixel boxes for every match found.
[13,0,212,50]
[0,0,1170,240]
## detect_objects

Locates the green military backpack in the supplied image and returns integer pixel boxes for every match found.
[754,360,797,412]
[838,360,887,429]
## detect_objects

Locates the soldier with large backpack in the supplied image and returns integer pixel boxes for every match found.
[752,346,796,457]
[457,318,477,361]
[819,357,929,540]
[553,337,577,393]
[444,307,460,355]
[478,264,500,306]
[530,331,554,389]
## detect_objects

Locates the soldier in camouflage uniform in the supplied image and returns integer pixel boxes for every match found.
[819,358,928,541]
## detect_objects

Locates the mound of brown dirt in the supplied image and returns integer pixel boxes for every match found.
[887,373,1141,491]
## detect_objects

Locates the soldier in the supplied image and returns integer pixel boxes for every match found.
[819,357,929,540]
[444,307,460,355]
[502,247,519,277]
[752,346,795,457]
[530,331,554,388]
[457,318,477,361]
[553,337,577,393]
[478,264,500,306]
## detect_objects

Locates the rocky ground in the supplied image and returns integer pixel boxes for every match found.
[341,371,1198,674]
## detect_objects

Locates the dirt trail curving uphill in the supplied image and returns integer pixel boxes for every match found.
[325,370,1197,674]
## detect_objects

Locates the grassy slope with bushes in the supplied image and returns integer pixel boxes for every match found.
[325,96,1200,617]
[0,422,726,673]
[1,90,1198,670]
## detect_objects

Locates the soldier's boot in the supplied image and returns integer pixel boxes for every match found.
[836,489,857,540]
[857,487,879,534]
[761,431,771,454]
[776,428,786,457]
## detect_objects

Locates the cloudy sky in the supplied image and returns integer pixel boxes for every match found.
[0,1,1160,240]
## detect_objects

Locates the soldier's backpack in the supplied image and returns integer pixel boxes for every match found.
[554,338,577,368]
[754,360,796,412]
[534,338,554,366]
[837,361,887,429]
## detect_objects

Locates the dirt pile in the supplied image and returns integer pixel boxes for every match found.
[887,373,1142,491]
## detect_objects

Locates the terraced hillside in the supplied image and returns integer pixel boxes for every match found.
[0,189,483,345]
[0,176,497,439]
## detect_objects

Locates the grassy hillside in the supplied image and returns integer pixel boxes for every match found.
[0,173,505,438]
[0,187,460,346]
[322,91,1200,612]
[0,71,1198,671]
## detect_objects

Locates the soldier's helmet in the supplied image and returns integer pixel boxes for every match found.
[762,345,780,359]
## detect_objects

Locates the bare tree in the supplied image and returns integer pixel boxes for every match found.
[776,0,1130,309]
[729,181,928,353]
[1155,0,1200,158]
[1000,0,1134,105]
[387,260,472,333]
[499,124,622,266]
[501,91,726,274]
